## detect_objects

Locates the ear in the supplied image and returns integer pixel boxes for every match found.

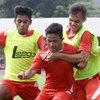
[14,18,16,24]
[29,20,32,25]
[62,37,64,41]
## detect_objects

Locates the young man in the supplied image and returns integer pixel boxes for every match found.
[17,23,77,100]
[47,3,100,100]
[0,6,45,100]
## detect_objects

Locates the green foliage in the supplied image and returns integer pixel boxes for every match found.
[0,0,99,18]
[0,0,34,17]
[33,0,69,17]
[52,5,68,17]
[0,0,69,17]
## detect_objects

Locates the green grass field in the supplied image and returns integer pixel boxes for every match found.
[0,74,45,100]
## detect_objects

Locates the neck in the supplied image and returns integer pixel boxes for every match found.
[19,31,28,36]
[70,25,82,34]
[56,43,64,53]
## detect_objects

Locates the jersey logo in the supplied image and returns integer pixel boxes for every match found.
[12,46,36,58]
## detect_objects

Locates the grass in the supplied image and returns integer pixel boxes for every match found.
[0,74,45,100]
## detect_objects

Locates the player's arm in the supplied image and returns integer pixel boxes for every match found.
[77,52,90,68]
[76,31,92,69]
[47,52,86,63]
[47,52,90,69]
[72,51,90,69]
[47,50,90,69]
[47,31,92,69]
[16,68,37,80]
[0,30,7,48]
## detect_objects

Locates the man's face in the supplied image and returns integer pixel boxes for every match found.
[69,13,86,33]
[46,34,63,53]
[14,15,32,35]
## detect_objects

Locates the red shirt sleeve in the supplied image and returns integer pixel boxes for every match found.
[30,52,43,72]
[0,31,7,48]
[37,36,46,49]
[79,31,92,53]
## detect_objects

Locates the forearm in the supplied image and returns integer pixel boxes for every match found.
[61,51,90,68]
[17,68,37,80]
[59,53,81,63]
[47,51,90,69]
[25,68,37,79]
[47,52,81,63]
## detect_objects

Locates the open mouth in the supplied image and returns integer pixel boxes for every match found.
[71,26,76,29]
[20,28,24,30]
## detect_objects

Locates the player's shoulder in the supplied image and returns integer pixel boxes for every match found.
[63,42,77,53]
[0,30,5,35]
[0,30,10,36]
[33,29,42,35]
[40,46,48,53]
[64,42,77,49]
[37,46,48,54]
[36,46,49,59]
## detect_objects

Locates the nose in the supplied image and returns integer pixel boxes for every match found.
[20,22,24,26]
[50,42,54,48]
[71,21,75,25]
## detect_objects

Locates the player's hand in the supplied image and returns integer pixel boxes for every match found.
[77,62,87,69]
[17,68,37,80]
[79,51,90,63]
[16,71,26,79]
[47,53,60,63]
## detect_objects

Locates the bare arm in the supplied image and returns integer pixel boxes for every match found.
[76,51,90,69]
[47,51,90,69]
[47,52,82,63]
[16,68,37,80]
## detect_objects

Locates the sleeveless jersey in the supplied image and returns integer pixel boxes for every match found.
[4,29,41,82]
[63,25,100,80]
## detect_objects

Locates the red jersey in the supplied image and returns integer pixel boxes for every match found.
[0,30,45,49]
[31,43,77,93]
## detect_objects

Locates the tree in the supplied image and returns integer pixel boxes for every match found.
[53,5,68,17]
[0,0,36,18]
[0,0,98,18]
[33,0,69,17]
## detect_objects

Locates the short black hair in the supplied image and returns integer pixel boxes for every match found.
[45,23,63,39]
[14,5,33,19]
[69,3,87,19]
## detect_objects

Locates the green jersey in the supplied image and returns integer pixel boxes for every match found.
[63,25,100,80]
[4,29,41,82]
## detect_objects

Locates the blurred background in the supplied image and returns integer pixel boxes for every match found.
[0,0,100,18]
